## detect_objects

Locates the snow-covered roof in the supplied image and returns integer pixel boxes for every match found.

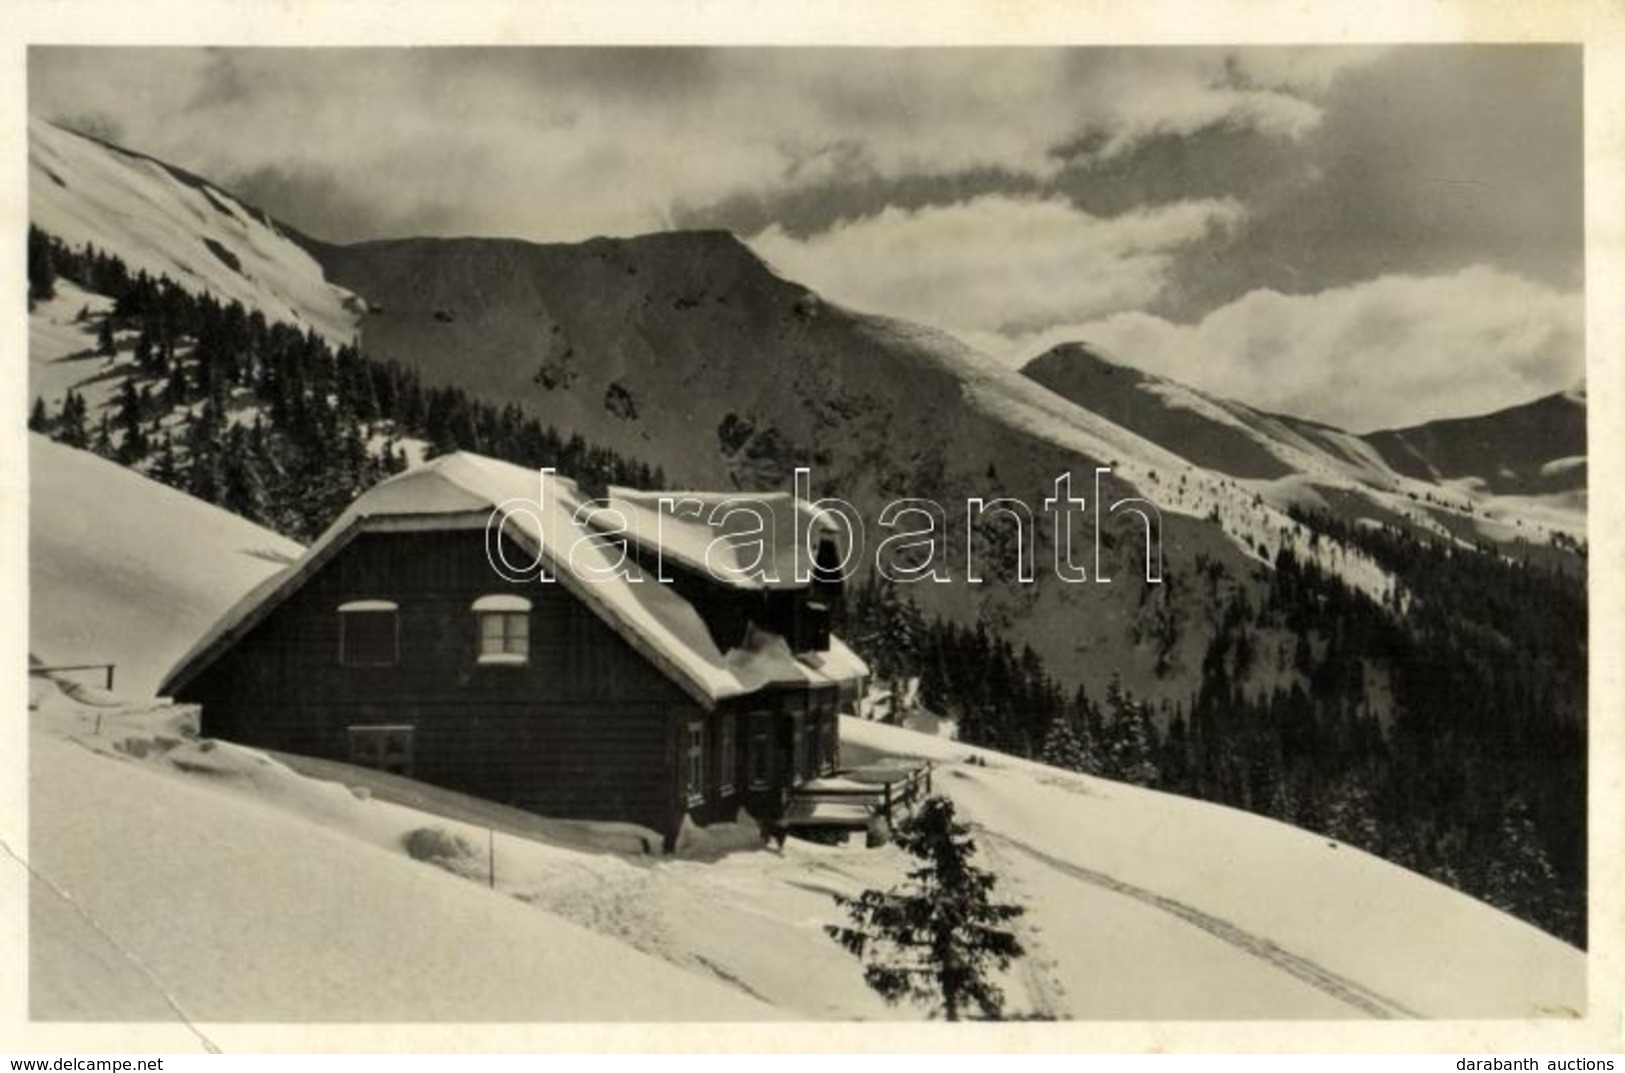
[598,487,839,591]
[159,452,867,707]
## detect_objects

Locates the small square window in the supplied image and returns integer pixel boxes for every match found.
[339,601,398,667]
[348,725,414,776]
[473,595,531,665]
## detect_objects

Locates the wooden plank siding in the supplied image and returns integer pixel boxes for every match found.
[179,526,854,848]
[181,528,698,840]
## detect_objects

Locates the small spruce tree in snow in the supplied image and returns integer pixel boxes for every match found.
[96,316,117,358]
[1321,770,1382,850]
[28,396,49,433]
[151,433,181,486]
[826,795,1025,1021]
[1039,713,1087,772]
[1102,672,1159,786]
[57,391,90,449]
[853,577,925,720]
[92,413,115,459]
[1483,797,1559,924]
[28,227,56,308]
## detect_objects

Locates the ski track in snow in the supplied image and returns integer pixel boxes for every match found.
[974,833,1071,1020]
[978,827,1421,1020]
[1,834,221,1051]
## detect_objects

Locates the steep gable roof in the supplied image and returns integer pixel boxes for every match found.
[158,452,866,707]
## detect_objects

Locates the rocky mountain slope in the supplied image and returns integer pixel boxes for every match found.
[29,118,1586,705]
[1021,341,1586,555]
[1365,390,1587,496]
[25,116,1592,947]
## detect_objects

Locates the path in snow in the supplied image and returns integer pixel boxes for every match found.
[980,827,1420,1019]
[967,831,1070,1019]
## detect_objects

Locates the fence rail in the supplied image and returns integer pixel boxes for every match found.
[30,662,116,690]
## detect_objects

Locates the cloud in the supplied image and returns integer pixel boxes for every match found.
[748,195,1243,335]
[994,267,1582,431]
[27,46,1381,243]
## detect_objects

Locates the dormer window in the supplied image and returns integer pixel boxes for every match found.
[473,594,531,665]
[338,600,399,667]
[794,599,832,654]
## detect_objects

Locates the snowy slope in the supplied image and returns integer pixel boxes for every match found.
[1021,342,1586,549]
[28,695,772,1024]
[25,685,1584,1024]
[28,280,118,414]
[30,118,361,346]
[840,718,1586,1020]
[1365,391,1587,496]
[28,435,302,697]
[21,449,1583,1022]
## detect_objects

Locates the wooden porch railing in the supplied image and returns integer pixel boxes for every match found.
[785,762,934,830]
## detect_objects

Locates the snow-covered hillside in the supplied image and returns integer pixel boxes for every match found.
[842,720,1584,1020]
[22,443,1584,1025]
[29,279,120,414]
[28,435,301,697]
[28,690,774,1024]
[26,681,1584,1024]
[1021,342,1586,550]
[30,118,361,347]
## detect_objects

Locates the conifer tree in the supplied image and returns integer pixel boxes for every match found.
[96,316,117,357]
[1102,672,1159,786]
[92,413,115,458]
[827,796,1025,1021]
[57,391,90,449]
[115,377,149,462]
[28,225,57,306]
[851,576,926,720]
[151,433,181,486]
[28,396,49,433]
[1483,797,1560,925]
[1039,713,1087,772]
[1321,770,1382,850]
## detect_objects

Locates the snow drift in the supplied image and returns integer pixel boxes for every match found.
[30,118,361,347]
[22,440,1584,1024]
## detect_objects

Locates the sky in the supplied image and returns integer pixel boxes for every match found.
[29,46,1583,431]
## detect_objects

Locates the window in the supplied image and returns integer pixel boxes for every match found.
[820,714,838,774]
[717,714,737,795]
[746,713,773,789]
[684,720,707,805]
[794,599,832,654]
[339,600,398,667]
[804,714,822,777]
[791,711,808,783]
[473,594,531,665]
[347,724,414,776]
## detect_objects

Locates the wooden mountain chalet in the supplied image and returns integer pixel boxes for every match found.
[159,452,869,848]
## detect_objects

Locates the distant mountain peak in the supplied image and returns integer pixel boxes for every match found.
[1022,339,1144,381]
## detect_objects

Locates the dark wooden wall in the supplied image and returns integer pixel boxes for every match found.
[182,527,697,837]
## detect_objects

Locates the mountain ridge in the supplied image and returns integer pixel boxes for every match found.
[29,114,1586,703]
[26,113,1592,947]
